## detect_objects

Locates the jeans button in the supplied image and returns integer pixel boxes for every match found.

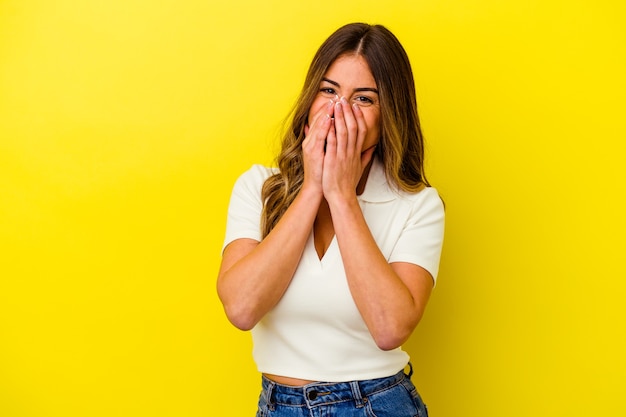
[307,390,318,400]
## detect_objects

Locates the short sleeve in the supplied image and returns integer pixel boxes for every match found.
[222,165,276,252]
[388,187,445,283]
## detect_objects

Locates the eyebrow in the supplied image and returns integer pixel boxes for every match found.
[321,77,379,94]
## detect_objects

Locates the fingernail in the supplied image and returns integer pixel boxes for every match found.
[335,101,342,111]
[340,96,348,104]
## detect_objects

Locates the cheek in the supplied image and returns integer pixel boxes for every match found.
[365,113,381,138]
[361,114,381,149]
[308,97,330,125]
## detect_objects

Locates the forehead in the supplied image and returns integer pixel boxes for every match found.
[324,54,376,86]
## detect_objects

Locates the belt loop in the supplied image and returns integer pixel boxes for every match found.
[406,362,414,378]
[265,380,276,411]
[350,381,366,408]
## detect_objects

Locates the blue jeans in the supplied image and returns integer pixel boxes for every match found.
[255,365,428,417]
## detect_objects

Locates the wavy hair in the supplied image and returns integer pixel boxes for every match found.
[261,23,429,237]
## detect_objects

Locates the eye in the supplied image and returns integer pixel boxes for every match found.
[319,87,336,96]
[353,95,375,107]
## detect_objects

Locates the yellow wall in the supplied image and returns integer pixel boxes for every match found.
[1,1,624,416]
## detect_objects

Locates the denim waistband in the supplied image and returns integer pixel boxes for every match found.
[261,364,412,408]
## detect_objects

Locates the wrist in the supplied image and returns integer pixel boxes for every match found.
[299,182,324,202]
[325,192,359,213]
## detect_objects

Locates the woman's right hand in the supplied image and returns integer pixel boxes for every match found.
[301,99,335,196]
[218,102,336,330]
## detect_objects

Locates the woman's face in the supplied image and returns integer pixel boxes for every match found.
[308,54,381,152]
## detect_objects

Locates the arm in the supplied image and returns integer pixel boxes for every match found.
[329,197,434,350]
[217,100,334,330]
[323,98,437,350]
[217,186,322,330]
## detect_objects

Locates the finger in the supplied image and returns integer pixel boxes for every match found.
[340,97,358,155]
[333,99,347,155]
[306,99,333,130]
[313,115,332,154]
[312,100,335,130]
[351,103,368,152]
[324,120,337,165]
[304,100,334,149]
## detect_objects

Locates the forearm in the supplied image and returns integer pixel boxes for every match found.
[329,197,427,350]
[217,186,322,330]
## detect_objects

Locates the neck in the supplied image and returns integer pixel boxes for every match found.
[356,158,374,195]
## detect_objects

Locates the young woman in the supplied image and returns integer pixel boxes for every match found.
[218,22,444,417]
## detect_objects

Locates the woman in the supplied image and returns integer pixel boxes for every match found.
[218,23,444,417]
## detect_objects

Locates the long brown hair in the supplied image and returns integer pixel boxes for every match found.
[261,23,429,237]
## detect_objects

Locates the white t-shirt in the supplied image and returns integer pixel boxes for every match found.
[222,158,445,382]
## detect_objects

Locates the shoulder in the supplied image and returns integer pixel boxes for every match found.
[237,164,278,182]
[395,186,445,223]
[365,171,444,227]
[404,186,443,207]
[361,159,442,214]
[232,164,279,194]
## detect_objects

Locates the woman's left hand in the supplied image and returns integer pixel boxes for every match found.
[322,97,376,203]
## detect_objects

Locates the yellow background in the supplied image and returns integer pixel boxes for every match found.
[1,1,624,416]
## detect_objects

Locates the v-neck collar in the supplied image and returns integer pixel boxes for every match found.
[307,231,337,267]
